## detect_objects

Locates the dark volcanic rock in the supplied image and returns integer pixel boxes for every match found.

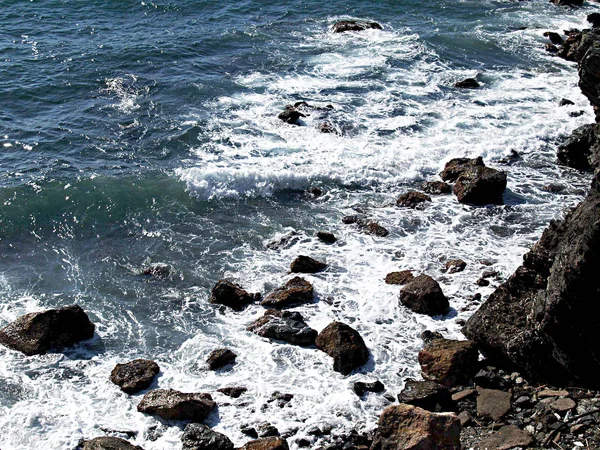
[396,191,432,208]
[454,78,480,89]
[353,380,385,397]
[342,215,389,237]
[316,231,336,243]
[315,322,369,375]
[290,255,327,273]
[81,437,144,450]
[217,386,247,398]
[370,404,460,450]
[445,259,467,274]
[588,13,600,29]
[210,280,260,311]
[557,123,597,170]
[385,270,414,285]
[240,437,289,450]
[110,359,160,394]
[141,263,173,279]
[398,379,453,412]
[440,157,485,182]
[261,277,314,308]
[332,20,383,33]
[400,274,449,316]
[181,423,234,450]
[418,337,479,388]
[247,310,317,346]
[137,389,215,422]
[0,304,95,356]
[278,105,305,125]
[421,181,452,195]
[207,348,237,370]
[579,31,600,115]
[453,164,507,205]
[544,31,564,45]
[551,0,583,5]
[559,98,575,106]
[463,173,600,388]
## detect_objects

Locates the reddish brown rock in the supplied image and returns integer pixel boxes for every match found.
[217,386,247,398]
[290,256,327,273]
[477,425,533,450]
[385,270,414,285]
[418,337,478,387]
[137,389,215,422]
[445,259,466,274]
[421,181,452,195]
[110,359,160,394]
[261,277,314,308]
[476,387,511,421]
[400,274,449,316]
[210,280,260,311]
[206,349,237,370]
[315,322,369,375]
[397,191,432,208]
[440,157,485,182]
[81,437,144,450]
[240,437,289,450]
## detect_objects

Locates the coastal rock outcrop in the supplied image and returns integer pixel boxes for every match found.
[440,156,507,205]
[332,20,382,33]
[0,304,95,356]
[315,322,369,375]
[261,277,314,308]
[557,123,597,170]
[206,348,237,370]
[400,274,449,316]
[290,255,327,273]
[81,437,144,450]
[342,215,390,237]
[454,78,480,89]
[137,389,215,422]
[418,336,479,387]
[210,280,260,311]
[110,359,160,394]
[247,310,317,346]
[181,423,234,450]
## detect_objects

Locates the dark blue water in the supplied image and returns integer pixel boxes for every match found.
[0,1,597,448]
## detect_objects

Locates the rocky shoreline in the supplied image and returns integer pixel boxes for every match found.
[2,9,600,450]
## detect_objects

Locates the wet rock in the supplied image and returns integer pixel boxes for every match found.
[400,274,449,316]
[550,0,583,5]
[308,187,323,197]
[315,322,369,375]
[290,255,327,273]
[476,387,511,421]
[476,278,490,286]
[557,123,596,170]
[267,391,293,408]
[278,105,305,125]
[445,259,467,274]
[210,280,260,311]
[295,439,310,448]
[206,349,237,370]
[0,304,95,356]
[317,231,336,243]
[396,191,432,208]
[421,330,444,344]
[478,425,533,450]
[240,437,289,450]
[217,386,247,398]
[241,426,259,439]
[110,359,160,394]
[261,277,314,308]
[141,263,173,279]
[453,164,507,205]
[385,270,414,285]
[182,423,234,450]
[353,380,385,397]
[137,389,215,422]
[558,29,584,62]
[398,379,453,412]
[418,337,479,387]
[421,181,452,195]
[332,20,383,33]
[266,231,300,251]
[588,13,600,28]
[546,43,559,53]
[81,437,144,450]
[247,310,317,346]
[578,32,600,114]
[440,157,486,182]
[319,121,337,134]
[370,404,460,450]
[559,98,575,106]
[544,31,564,45]
[454,78,480,89]
[257,423,279,438]
[342,215,389,237]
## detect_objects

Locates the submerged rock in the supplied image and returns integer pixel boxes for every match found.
[454,78,480,89]
[398,379,453,412]
[110,359,160,394]
[181,423,234,450]
[342,215,390,237]
[396,191,432,208]
[210,280,260,311]
[81,437,144,450]
[290,255,327,273]
[206,348,237,370]
[141,262,174,279]
[316,231,336,243]
[400,274,449,316]
[332,20,383,33]
[0,304,95,356]
[278,105,306,125]
[217,386,247,398]
[316,322,369,375]
[247,310,317,346]
[137,389,215,422]
[418,336,479,387]
[261,277,314,308]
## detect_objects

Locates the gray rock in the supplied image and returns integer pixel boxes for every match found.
[247,310,317,346]
[182,423,234,450]
[137,389,215,422]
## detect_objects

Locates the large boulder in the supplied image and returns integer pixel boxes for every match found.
[463,174,600,388]
[278,106,306,125]
[240,437,289,450]
[210,280,260,311]
[81,437,144,450]
[137,389,215,422]
[400,275,449,316]
[0,304,95,356]
[370,404,460,450]
[332,20,382,33]
[397,191,431,208]
[418,337,479,388]
[316,322,369,375]
[440,157,485,182]
[261,277,314,308]
[110,359,160,394]
[247,310,317,346]
[206,349,237,370]
[557,123,597,170]
[182,423,234,450]
[453,165,507,205]
[398,379,453,413]
[290,256,327,273]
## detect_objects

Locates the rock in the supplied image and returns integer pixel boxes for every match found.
[579,31,600,116]
[332,20,383,33]
[182,423,234,450]
[452,389,476,402]
[141,263,173,279]
[546,43,559,53]
[421,181,452,195]
[421,330,444,344]
[315,322,369,375]
[267,391,293,408]
[206,349,237,370]
[478,425,533,450]
[308,187,323,197]
[241,426,259,439]
[137,389,215,422]
[559,98,575,106]
[247,310,317,346]
[557,123,596,170]
[550,0,583,5]
[400,274,449,316]
[317,231,336,243]
[418,337,479,387]
[81,437,144,450]
[544,31,564,45]
[588,13,600,28]
[0,304,95,356]
[256,423,279,438]
[217,386,247,398]
[457,411,472,427]
[396,191,432,208]
[476,278,490,286]
[109,359,160,394]
[240,437,289,450]
[266,231,300,251]
[290,256,327,273]
[278,105,305,125]
[453,164,507,205]
[342,215,389,237]
[210,280,260,311]
[353,380,385,397]
[454,78,480,89]
[440,157,485,182]
[261,277,314,308]
[476,387,511,421]
[398,379,453,412]
[549,397,576,412]
[445,259,467,274]
[319,121,337,134]
[558,29,584,62]
[538,389,569,398]
[385,270,414,285]
[463,173,600,388]
[370,404,460,450]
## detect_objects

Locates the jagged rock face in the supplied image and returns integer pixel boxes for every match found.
[557,123,597,170]
[110,359,160,394]
[137,389,215,422]
[181,423,234,450]
[0,304,95,356]
[579,31,600,117]
[464,174,600,388]
[81,437,144,450]
[315,321,369,375]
